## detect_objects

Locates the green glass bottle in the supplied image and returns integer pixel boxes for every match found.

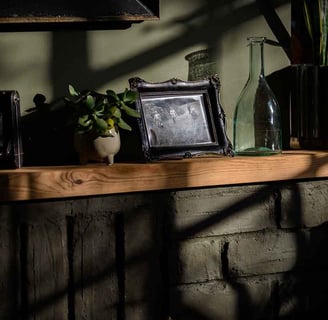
[233,37,282,156]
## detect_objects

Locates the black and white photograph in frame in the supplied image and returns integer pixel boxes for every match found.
[142,94,213,147]
[129,76,233,161]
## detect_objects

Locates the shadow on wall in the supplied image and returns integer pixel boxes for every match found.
[2,2,314,320]
[166,154,328,320]
[1,155,328,320]
[50,0,289,97]
[20,0,290,166]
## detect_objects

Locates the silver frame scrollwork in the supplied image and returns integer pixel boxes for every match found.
[129,76,233,161]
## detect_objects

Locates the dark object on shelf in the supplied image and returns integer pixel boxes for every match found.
[129,76,233,161]
[0,90,23,168]
[289,1,328,149]
[290,64,328,149]
[0,0,159,31]
[21,94,78,166]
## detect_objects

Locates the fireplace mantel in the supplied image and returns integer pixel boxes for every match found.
[1,150,328,202]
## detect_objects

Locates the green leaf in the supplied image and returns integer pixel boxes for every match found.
[121,103,140,118]
[85,95,95,110]
[117,117,132,131]
[94,103,105,117]
[108,105,116,116]
[123,89,138,103]
[112,107,122,118]
[95,111,105,118]
[106,89,120,102]
[94,116,108,131]
[78,115,92,127]
[69,84,79,97]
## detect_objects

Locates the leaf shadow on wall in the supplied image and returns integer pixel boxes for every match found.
[49,0,289,98]
[21,0,289,166]
[4,1,317,320]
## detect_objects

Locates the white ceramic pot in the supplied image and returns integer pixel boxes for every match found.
[75,128,121,165]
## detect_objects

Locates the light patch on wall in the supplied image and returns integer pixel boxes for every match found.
[0,32,53,112]
[219,3,291,139]
[88,0,202,70]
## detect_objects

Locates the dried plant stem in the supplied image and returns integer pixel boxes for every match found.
[303,0,328,65]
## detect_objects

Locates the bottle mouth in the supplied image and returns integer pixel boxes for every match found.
[246,37,281,47]
[247,36,267,43]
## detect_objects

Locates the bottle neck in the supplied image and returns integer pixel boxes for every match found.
[248,38,265,81]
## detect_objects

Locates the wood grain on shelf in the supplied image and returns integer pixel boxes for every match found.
[1,151,328,202]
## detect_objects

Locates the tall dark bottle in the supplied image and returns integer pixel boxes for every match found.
[233,37,282,156]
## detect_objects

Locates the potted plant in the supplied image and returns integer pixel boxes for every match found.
[65,84,140,165]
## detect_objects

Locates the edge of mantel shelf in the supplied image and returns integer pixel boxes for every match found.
[1,150,328,202]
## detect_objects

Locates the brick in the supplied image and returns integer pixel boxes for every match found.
[169,230,308,285]
[169,270,328,320]
[277,273,306,318]
[280,180,328,228]
[307,222,328,267]
[169,238,223,284]
[69,193,153,215]
[277,271,328,318]
[169,275,280,320]
[227,230,310,277]
[171,185,276,238]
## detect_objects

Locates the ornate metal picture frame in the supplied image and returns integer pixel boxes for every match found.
[129,76,233,161]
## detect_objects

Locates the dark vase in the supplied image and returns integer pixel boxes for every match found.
[290,64,328,149]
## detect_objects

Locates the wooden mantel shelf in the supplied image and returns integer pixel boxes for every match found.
[1,150,328,202]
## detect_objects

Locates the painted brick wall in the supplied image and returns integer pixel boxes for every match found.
[0,179,327,319]
[168,180,328,320]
